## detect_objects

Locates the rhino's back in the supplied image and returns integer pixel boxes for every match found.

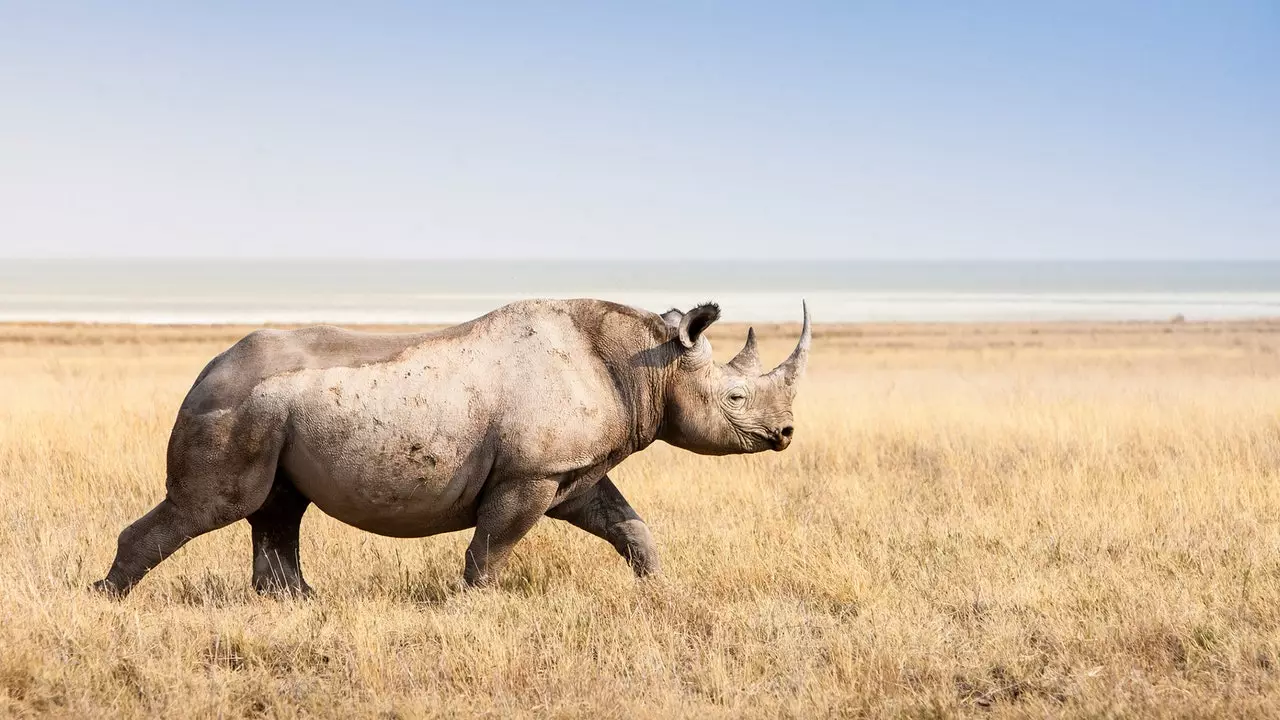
[180,323,473,415]
[180,297,669,431]
[184,298,664,410]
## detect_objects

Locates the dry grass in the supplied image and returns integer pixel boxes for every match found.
[3,318,1280,718]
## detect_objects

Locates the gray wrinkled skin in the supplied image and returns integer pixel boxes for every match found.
[92,298,810,597]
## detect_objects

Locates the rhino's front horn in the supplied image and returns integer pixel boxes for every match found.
[766,301,810,385]
[728,327,762,374]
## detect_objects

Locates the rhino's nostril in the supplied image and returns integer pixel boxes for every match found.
[779,426,793,438]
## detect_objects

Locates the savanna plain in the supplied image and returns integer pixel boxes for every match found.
[3,318,1280,718]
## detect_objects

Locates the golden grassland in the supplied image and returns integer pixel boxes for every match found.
[3,318,1280,718]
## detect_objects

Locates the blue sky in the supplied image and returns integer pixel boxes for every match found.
[1,2,1276,260]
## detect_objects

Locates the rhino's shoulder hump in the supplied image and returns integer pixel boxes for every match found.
[512,298,671,345]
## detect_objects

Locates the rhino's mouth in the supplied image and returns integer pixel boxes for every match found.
[751,429,790,452]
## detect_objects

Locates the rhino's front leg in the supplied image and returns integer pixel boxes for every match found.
[546,475,660,577]
[464,478,559,588]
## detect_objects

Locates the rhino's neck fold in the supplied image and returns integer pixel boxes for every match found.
[605,351,670,456]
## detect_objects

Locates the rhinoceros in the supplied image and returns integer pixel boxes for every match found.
[92,298,809,597]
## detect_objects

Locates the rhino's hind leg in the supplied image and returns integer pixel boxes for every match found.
[91,496,245,598]
[546,475,660,577]
[93,407,285,599]
[247,472,312,597]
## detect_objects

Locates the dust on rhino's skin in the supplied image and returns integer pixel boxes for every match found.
[92,297,810,596]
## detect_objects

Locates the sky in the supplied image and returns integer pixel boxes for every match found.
[1,1,1277,260]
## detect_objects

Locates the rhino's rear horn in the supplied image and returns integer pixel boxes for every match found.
[728,327,761,374]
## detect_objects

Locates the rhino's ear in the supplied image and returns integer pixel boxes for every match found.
[660,308,684,327]
[678,302,720,350]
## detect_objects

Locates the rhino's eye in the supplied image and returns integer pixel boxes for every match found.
[726,390,747,407]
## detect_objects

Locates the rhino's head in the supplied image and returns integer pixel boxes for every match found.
[657,302,810,455]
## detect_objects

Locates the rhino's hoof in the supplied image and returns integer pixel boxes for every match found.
[253,580,313,600]
[89,579,126,599]
[462,572,498,591]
